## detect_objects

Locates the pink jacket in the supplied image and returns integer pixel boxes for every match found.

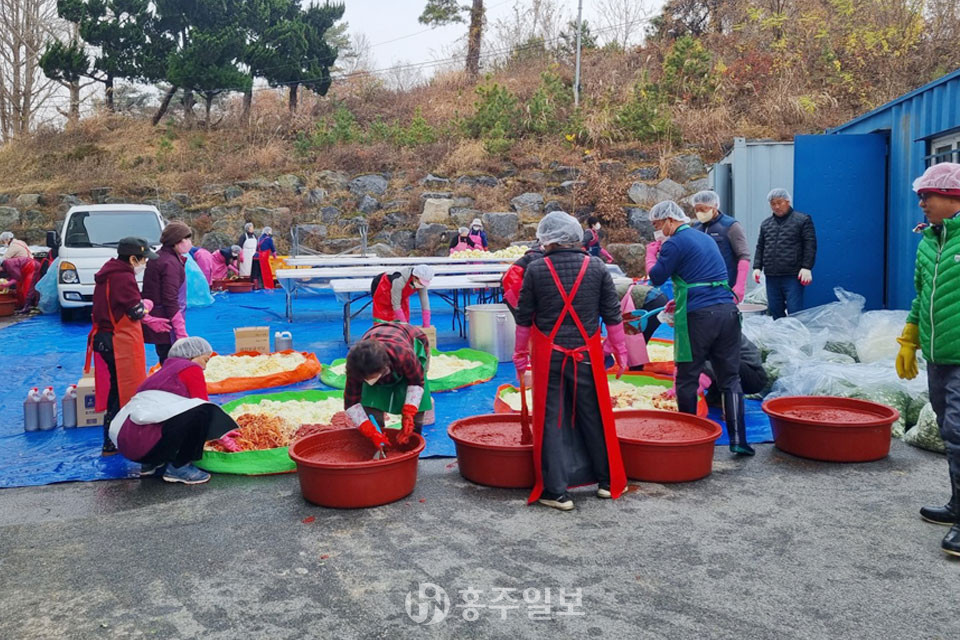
[193,249,215,285]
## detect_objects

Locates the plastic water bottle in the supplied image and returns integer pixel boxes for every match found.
[275,331,293,352]
[38,387,58,431]
[61,385,78,428]
[23,388,40,432]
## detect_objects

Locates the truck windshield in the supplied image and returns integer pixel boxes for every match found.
[64,211,162,248]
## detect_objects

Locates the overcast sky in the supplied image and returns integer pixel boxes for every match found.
[339,0,664,77]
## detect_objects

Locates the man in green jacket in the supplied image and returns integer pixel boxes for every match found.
[896,161,960,557]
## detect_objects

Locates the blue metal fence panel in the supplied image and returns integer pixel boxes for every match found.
[828,69,960,309]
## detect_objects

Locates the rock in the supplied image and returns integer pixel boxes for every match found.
[420,198,454,224]
[450,208,482,228]
[200,231,234,251]
[357,194,381,214]
[626,208,654,241]
[103,197,127,205]
[498,164,518,179]
[481,212,519,244]
[0,194,9,205]
[608,243,648,278]
[21,209,43,226]
[544,200,566,214]
[367,243,398,257]
[599,161,626,175]
[315,170,350,191]
[550,180,585,196]
[419,174,450,188]
[383,211,413,227]
[172,193,191,206]
[415,223,450,254]
[323,238,361,253]
[627,182,659,205]
[456,175,499,188]
[295,224,328,242]
[382,199,409,211]
[237,178,273,190]
[277,174,305,194]
[142,199,183,219]
[552,165,581,181]
[510,192,544,214]
[684,177,710,195]
[223,185,244,202]
[349,174,389,197]
[527,171,549,184]
[244,207,273,227]
[303,188,327,206]
[319,206,342,224]
[374,230,416,252]
[667,154,706,183]
[90,187,112,203]
[630,166,660,181]
[521,223,539,238]
[656,178,686,202]
[419,191,453,201]
[15,194,40,208]
[201,184,226,195]
[452,196,475,209]
[60,194,84,207]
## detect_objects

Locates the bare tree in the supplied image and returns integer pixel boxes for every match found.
[339,32,375,75]
[0,0,62,140]
[384,60,425,92]
[492,0,567,61]
[596,0,655,49]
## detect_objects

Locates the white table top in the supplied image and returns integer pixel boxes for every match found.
[330,275,504,294]
[284,254,519,267]
[276,263,509,281]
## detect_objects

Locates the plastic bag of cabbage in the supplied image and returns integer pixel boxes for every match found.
[903,403,946,453]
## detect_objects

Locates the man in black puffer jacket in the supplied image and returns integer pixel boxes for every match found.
[753,188,817,319]
[513,211,628,511]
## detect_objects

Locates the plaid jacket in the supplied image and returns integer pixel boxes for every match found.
[344,323,428,407]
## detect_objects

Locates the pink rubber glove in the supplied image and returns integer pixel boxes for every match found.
[733,260,750,303]
[171,310,188,340]
[606,322,629,378]
[513,325,532,380]
[142,314,172,333]
[421,310,431,328]
[698,373,712,395]
[142,299,154,313]
[393,308,408,323]
[601,247,615,264]
[644,240,662,275]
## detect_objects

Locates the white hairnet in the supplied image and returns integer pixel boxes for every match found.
[169,337,213,360]
[0,231,12,243]
[412,264,435,284]
[458,227,468,235]
[230,245,241,255]
[767,188,792,202]
[262,226,273,235]
[244,222,254,231]
[691,190,720,208]
[647,201,689,223]
[536,211,583,246]
[913,162,960,193]
[471,218,483,228]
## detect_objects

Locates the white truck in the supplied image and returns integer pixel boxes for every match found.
[48,204,164,321]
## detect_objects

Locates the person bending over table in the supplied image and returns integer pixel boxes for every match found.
[343,323,433,449]
[371,264,434,327]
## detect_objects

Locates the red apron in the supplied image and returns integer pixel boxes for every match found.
[528,256,627,503]
[14,259,36,308]
[372,275,415,323]
[258,238,275,289]
[85,281,148,411]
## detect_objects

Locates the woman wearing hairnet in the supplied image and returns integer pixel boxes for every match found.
[108,337,238,484]
[896,162,960,557]
[647,201,753,455]
[238,223,257,278]
[256,226,277,289]
[513,211,628,511]
[371,265,434,327]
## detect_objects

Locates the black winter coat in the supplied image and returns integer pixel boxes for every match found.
[753,209,817,277]
[515,248,621,349]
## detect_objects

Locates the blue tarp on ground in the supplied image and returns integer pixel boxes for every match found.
[0,289,771,488]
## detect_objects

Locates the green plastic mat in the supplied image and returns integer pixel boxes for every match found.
[320,348,499,393]
[197,389,345,476]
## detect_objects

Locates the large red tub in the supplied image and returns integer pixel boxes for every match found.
[762,396,898,462]
[448,414,535,489]
[616,410,722,483]
[289,428,425,508]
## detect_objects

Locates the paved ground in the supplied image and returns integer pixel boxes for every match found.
[1,440,958,640]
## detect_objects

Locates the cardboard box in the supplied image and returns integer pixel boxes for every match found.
[422,325,437,351]
[235,326,271,354]
[76,376,104,427]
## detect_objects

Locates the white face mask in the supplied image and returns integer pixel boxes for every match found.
[593,223,601,231]
[134,264,146,275]
[695,209,714,224]
[364,371,385,386]
[653,230,666,243]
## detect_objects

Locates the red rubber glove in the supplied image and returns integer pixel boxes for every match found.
[398,404,418,444]
[665,300,676,314]
[358,419,389,448]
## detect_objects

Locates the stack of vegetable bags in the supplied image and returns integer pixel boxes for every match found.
[746,287,943,451]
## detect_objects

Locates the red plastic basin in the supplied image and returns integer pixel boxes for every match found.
[762,396,898,462]
[616,410,722,483]
[448,414,535,488]
[0,299,14,317]
[288,428,425,508]
[225,280,254,293]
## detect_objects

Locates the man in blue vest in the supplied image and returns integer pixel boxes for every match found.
[691,190,751,302]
